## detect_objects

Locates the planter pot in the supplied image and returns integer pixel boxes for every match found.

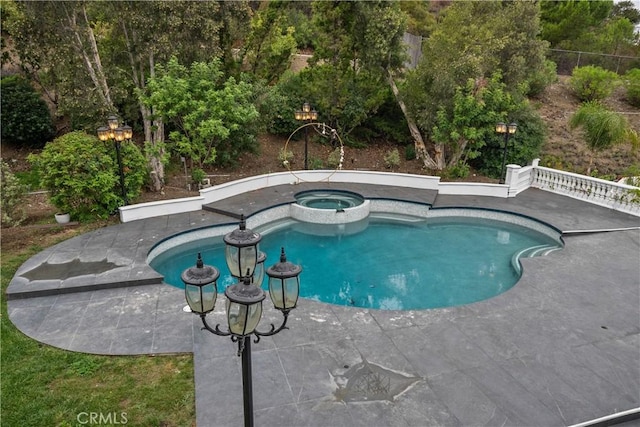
[55,213,71,224]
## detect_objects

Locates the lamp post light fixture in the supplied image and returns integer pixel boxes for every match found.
[495,122,518,184]
[294,102,318,170]
[182,215,302,427]
[97,115,131,205]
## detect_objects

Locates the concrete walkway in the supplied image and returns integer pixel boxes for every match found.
[6,185,640,426]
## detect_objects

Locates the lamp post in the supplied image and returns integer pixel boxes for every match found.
[182,215,302,427]
[495,122,517,184]
[97,115,132,205]
[294,102,318,170]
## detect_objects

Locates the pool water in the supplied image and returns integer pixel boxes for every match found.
[295,190,365,210]
[150,216,561,310]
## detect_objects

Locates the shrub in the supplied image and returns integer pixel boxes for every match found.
[526,59,557,97]
[624,68,640,108]
[383,148,401,169]
[191,168,206,185]
[29,131,147,220]
[570,65,620,101]
[0,160,27,227]
[278,147,294,168]
[471,104,546,178]
[404,144,416,161]
[443,160,470,180]
[0,75,55,148]
[327,147,342,169]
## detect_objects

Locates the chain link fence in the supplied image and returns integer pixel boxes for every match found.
[548,49,640,75]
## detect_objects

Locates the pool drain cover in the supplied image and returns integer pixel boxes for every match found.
[334,359,420,402]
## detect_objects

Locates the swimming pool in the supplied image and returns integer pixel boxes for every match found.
[149,210,562,310]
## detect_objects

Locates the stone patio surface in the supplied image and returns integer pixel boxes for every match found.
[6,184,640,427]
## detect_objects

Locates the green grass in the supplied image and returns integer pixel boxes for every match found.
[1,228,195,427]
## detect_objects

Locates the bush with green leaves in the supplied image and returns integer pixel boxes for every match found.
[432,73,545,177]
[29,131,147,220]
[570,65,620,101]
[0,75,55,148]
[383,149,401,169]
[624,68,640,108]
[404,144,416,161]
[0,160,27,227]
[327,147,342,169]
[142,57,260,168]
[472,105,546,179]
[569,101,637,174]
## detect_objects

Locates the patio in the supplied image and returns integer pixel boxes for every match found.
[6,184,640,426]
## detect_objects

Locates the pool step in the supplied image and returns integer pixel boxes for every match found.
[511,244,561,275]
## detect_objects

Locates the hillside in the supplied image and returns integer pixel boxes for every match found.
[534,75,639,177]
[1,75,639,229]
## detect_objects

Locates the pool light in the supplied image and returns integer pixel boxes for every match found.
[181,216,302,427]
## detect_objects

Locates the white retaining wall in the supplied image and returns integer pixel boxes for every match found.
[119,165,640,222]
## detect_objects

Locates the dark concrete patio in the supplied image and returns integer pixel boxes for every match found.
[6,186,640,426]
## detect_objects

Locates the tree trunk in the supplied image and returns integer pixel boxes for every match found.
[62,2,113,109]
[434,143,446,170]
[385,69,439,170]
[122,19,165,192]
[447,138,468,167]
[144,52,165,192]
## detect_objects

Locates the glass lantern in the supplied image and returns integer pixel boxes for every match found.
[224,215,262,279]
[266,247,301,312]
[181,253,220,315]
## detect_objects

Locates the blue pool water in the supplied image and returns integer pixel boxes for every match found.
[295,190,365,209]
[149,216,561,310]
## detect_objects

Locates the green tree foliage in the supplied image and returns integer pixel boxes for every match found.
[403,0,549,169]
[283,3,315,50]
[261,71,307,136]
[472,104,546,179]
[0,161,27,227]
[570,65,620,101]
[399,1,437,37]
[624,68,640,107]
[569,101,639,174]
[541,0,639,62]
[242,1,298,84]
[306,0,407,139]
[431,74,544,173]
[29,131,147,219]
[5,1,125,126]
[612,1,640,23]
[0,75,55,147]
[143,57,259,167]
[541,0,613,48]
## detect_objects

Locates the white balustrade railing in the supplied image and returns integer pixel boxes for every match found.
[530,162,640,216]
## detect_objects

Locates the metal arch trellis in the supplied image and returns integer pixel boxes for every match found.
[283,122,345,183]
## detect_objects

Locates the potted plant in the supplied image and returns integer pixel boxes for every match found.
[55,212,71,224]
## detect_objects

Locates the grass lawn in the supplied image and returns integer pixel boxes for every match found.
[1,224,195,427]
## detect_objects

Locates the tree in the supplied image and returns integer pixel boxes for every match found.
[307,1,409,141]
[401,0,550,170]
[569,101,639,175]
[105,0,234,191]
[541,0,613,49]
[4,0,115,124]
[5,0,251,191]
[612,1,640,24]
[242,1,297,84]
[1,75,55,147]
[431,73,544,173]
[143,57,259,168]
